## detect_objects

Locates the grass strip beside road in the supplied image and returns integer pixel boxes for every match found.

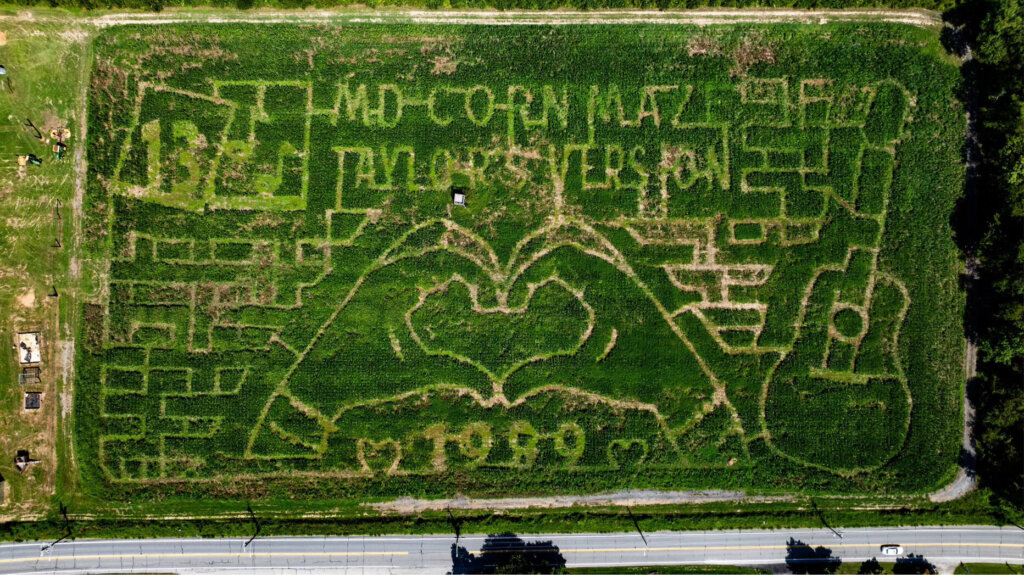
[0,491,1013,542]
[569,567,768,574]
[953,564,1024,575]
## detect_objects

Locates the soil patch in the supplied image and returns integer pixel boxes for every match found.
[16,288,35,308]
[369,489,792,513]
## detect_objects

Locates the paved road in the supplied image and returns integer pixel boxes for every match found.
[0,526,1019,573]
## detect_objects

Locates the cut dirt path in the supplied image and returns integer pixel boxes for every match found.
[370,490,793,513]
[1,8,941,28]
[930,31,978,504]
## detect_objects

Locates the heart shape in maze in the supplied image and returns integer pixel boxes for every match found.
[407,276,594,383]
[357,439,402,474]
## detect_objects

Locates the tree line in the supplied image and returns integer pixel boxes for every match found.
[6,0,959,12]
[949,0,1024,518]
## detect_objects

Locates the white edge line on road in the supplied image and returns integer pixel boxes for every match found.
[1,526,1018,549]
[1,557,1021,575]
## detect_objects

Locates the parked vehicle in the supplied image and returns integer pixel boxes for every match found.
[881,545,904,556]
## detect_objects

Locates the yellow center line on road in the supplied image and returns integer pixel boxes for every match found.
[0,542,1018,565]
[0,551,409,564]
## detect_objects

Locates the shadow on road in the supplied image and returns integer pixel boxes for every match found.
[851,554,938,575]
[858,557,884,574]
[450,532,567,574]
[785,538,841,574]
[892,554,938,574]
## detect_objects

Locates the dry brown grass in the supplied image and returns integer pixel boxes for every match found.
[430,55,458,75]
[687,35,722,57]
[731,33,776,77]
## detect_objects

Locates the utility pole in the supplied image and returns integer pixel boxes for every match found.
[41,502,72,552]
[447,507,461,544]
[626,507,648,547]
[243,504,261,548]
[52,199,63,249]
[811,500,842,539]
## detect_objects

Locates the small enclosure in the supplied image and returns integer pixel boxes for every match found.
[19,366,40,386]
[24,392,41,411]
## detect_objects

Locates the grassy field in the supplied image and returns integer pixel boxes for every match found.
[953,564,1024,575]
[0,17,92,521]
[0,489,1007,541]
[569,566,768,574]
[0,11,969,519]
[836,560,1024,574]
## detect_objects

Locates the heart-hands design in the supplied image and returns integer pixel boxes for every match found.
[406,275,594,383]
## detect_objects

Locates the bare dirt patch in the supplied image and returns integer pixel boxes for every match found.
[58,28,88,44]
[731,33,776,76]
[16,288,35,309]
[431,55,457,75]
[688,35,722,57]
[369,489,792,513]
[77,9,940,30]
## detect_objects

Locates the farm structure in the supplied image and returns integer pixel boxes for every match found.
[23,392,41,411]
[16,332,40,365]
[19,367,40,387]
[74,22,966,502]
[14,451,37,474]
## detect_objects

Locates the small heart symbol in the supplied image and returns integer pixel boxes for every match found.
[357,439,402,474]
[407,276,593,383]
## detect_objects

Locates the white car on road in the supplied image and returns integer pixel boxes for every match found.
[881,545,904,556]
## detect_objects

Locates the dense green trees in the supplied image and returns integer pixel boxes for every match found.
[4,0,957,13]
[952,0,1024,514]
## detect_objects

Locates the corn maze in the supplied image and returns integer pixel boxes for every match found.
[77,24,965,500]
